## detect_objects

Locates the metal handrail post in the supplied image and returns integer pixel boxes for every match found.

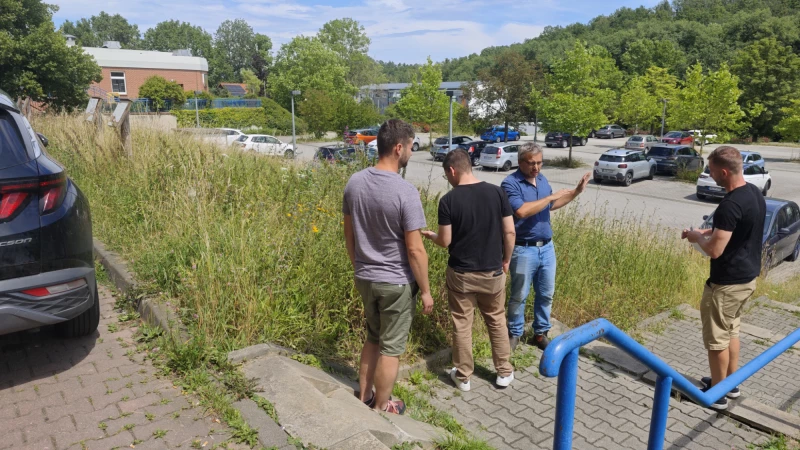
[553,348,579,450]
[647,375,672,450]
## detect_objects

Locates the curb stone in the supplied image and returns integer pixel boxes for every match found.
[93,238,189,342]
[93,237,293,448]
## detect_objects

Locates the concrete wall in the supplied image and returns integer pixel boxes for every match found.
[129,114,178,131]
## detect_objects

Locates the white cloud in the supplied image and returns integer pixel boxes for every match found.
[49,0,566,63]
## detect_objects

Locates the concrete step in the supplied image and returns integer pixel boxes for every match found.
[236,353,444,449]
[741,296,800,339]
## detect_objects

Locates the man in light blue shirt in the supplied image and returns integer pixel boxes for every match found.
[501,143,589,350]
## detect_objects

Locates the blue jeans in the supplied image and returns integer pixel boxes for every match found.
[507,242,556,337]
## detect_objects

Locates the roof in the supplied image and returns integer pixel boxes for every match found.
[219,83,247,96]
[0,88,16,111]
[604,149,640,155]
[359,81,468,91]
[82,47,208,72]
[766,198,791,211]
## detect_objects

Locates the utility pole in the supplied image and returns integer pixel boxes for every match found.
[446,90,454,154]
[660,99,668,138]
[291,90,301,156]
[194,90,201,128]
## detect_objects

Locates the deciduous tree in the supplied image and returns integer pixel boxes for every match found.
[59,12,141,48]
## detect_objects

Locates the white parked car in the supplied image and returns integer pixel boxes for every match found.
[689,130,717,145]
[479,142,520,171]
[593,149,656,186]
[367,135,421,151]
[696,163,771,200]
[218,128,245,145]
[236,134,296,158]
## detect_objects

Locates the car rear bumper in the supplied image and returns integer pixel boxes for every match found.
[653,162,677,173]
[696,185,726,198]
[0,267,96,335]
[480,160,506,169]
[594,170,625,181]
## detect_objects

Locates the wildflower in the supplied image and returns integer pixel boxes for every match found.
[287,213,292,217]
[312,225,320,233]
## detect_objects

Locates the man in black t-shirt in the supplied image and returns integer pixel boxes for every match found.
[422,150,517,391]
[682,146,766,410]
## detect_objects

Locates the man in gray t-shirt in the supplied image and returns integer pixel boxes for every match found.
[343,119,433,416]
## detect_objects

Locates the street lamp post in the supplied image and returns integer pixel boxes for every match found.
[291,90,301,153]
[194,90,202,128]
[660,98,668,138]
[446,90,454,153]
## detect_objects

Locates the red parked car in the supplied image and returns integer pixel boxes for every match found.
[660,131,693,145]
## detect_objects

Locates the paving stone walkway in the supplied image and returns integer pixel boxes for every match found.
[0,285,243,450]
[641,304,800,413]
[426,345,769,450]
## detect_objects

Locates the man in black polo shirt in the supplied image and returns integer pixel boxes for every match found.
[422,150,517,391]
[682,146,766,410]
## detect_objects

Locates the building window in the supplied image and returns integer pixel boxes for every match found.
[110,71,126,94]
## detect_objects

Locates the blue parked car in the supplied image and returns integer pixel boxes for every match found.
[480,126,520,143]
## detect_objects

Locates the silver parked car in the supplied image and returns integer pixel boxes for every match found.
[431,135,472,161]
[595,124,626,139]
[593,149,656,186]
[479,142,520,171]
[625,134,659,151]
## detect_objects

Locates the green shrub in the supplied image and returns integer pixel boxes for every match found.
[173,100,307,134]
[139,76,186,110]
[35,114,708,365]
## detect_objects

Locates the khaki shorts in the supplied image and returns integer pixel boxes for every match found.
[355,279,417,357]
[701,279,757,351]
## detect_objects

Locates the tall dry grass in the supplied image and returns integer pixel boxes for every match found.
[34,114,708,363]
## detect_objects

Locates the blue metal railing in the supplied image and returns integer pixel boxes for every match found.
[539,318,800,450]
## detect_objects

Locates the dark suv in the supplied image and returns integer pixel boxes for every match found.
[545,132,587,148]
[0,88,98,337]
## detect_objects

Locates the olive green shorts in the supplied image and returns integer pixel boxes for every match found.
[355,279,418,357]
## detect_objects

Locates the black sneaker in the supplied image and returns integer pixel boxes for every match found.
[531,332,550,350]
[701,386,728,410]
[701,377,741,399]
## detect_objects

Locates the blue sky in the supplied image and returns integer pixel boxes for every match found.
[51,0,661,64]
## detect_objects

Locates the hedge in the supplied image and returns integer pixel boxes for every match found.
[173,97,307,134]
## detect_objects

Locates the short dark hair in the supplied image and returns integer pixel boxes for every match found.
[376,119,415,157]
[443,149,472,174]
[708,145,742,173]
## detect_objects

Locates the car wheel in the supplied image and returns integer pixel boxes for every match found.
[561,140,568,148]
[580,138,587,146]
[546,144,552,148]
[762,181,771,196]
[502,161,512,171]
[284,150,295,159]
[590,131,595,138]
[594,177,602,184]
[56,283,100,338]
[696,193,707,200]
[788,238,800,262]
[412,143,419,152]
[647,166,655,180]
[623,172,633,187]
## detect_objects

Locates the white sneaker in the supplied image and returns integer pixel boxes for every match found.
[496,371,514,387]
[449,367,471,392]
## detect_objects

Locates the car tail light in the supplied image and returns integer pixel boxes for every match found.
[0,173,67,222]
[468,146,474,153]
[21,279,87,297]
[496,149,501,159]
[594,161,599,166]
[640,143,645,148]
[618,164,628,168]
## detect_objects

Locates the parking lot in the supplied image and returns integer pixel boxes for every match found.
[396,136,800,232]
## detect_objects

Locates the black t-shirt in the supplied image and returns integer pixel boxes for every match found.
[438,182,513,272]
[710,183,766,285]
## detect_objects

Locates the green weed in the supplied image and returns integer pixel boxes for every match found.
[675,166,703,183]
[510,348,537,371]
[547,156,585,169]
[36,114,707,366]
[252,395,279,422]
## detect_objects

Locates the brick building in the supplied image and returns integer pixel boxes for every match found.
[82,42,208,99]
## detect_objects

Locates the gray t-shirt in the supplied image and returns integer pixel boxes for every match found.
[342,167,427,284]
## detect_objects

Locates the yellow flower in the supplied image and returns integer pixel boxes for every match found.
[312,225,320,233]
[287,213,292,217]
